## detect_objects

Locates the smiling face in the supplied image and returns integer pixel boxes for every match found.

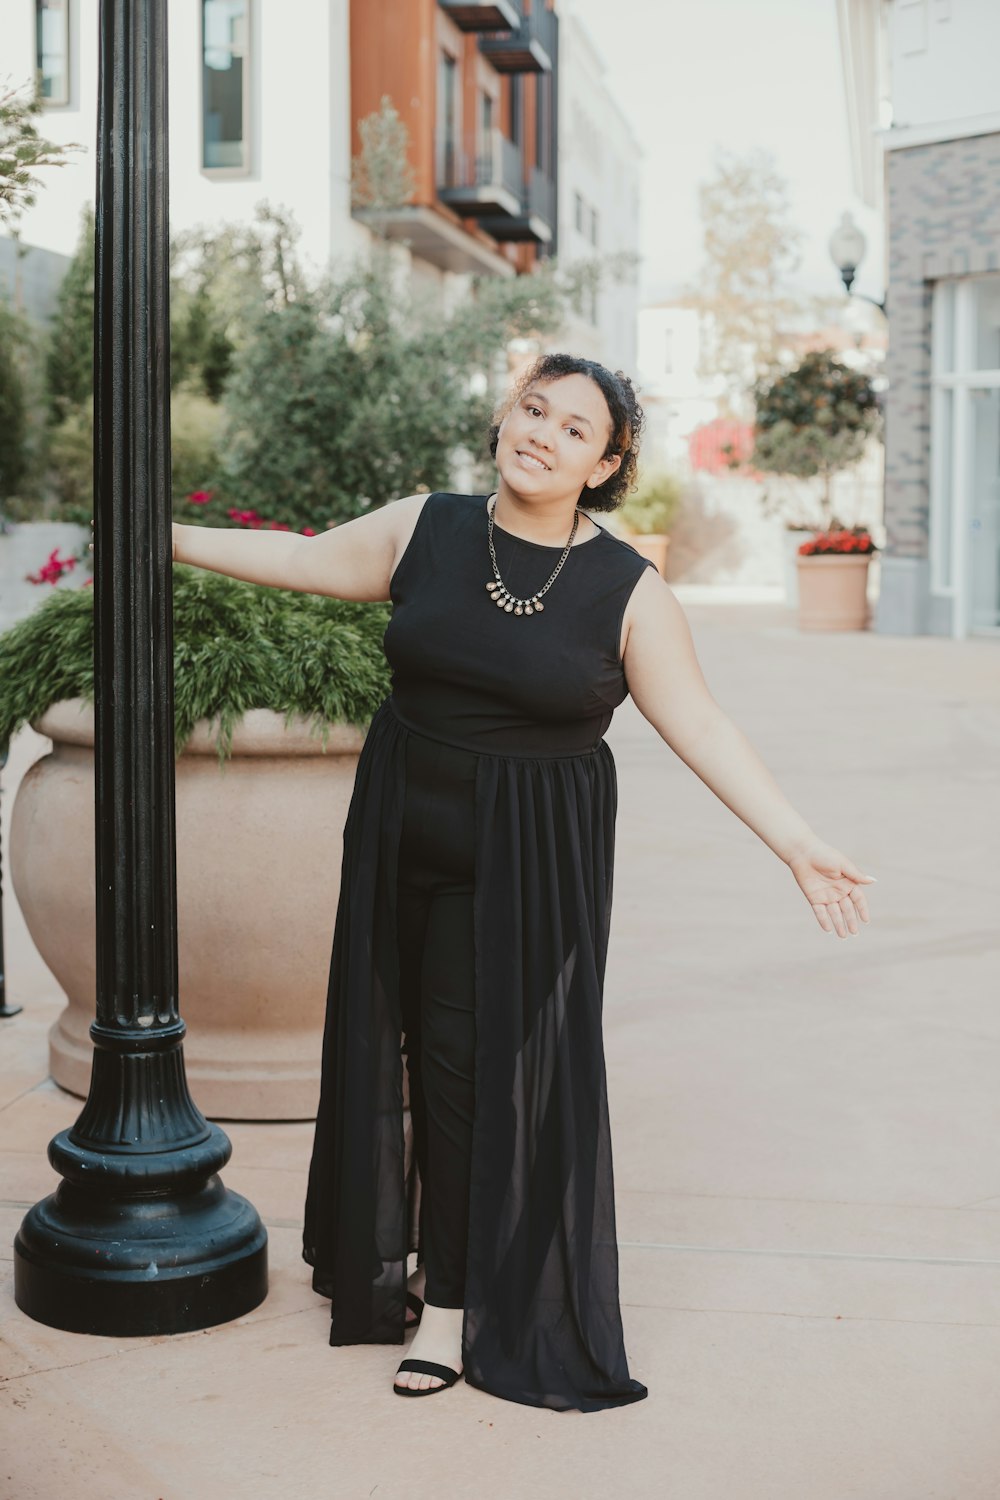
[494,373,623,502]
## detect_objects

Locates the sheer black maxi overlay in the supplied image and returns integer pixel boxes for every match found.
[302,492,653,1412]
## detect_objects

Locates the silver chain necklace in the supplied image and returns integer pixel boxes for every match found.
[485,493,581,617]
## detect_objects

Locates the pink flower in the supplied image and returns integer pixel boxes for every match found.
[188,489,215,505]
[301,526,317,536]
[26,548,78,585]
[268,521,291,531]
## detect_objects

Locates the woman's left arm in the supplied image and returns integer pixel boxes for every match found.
[621,570,877,939]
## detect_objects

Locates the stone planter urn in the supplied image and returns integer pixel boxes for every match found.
[795,554,873,631]
[626,532,671,577]
[9,697,368,1120]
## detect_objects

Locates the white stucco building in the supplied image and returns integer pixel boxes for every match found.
[551,1,641,372]
[4,0,641,384]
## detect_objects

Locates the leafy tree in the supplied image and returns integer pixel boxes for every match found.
[751,349,882,527]
[169,202,308,396]
[350,95,416,225]
[213,100,638,529]
[0,299,29,500]
[45,203,95,421]
[212,244,628,528]
[681,146,817,411]
[0,75,84,243]
[0,294,54,513]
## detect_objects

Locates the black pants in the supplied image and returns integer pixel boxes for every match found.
[397,729,478,1310]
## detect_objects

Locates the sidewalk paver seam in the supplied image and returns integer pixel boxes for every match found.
[620,1239,1000,1267]
[619,1301,1000,1330]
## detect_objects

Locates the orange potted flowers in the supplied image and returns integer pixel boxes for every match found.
[796,526,878,631]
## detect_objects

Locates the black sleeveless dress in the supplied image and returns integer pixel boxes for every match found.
[302,490,655,1412]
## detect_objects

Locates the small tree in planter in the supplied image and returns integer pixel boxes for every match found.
[751,349,881,612]
[751,349,881,527]
[0,569,393,1117]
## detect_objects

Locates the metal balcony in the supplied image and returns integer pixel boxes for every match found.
[478,1,555,73]
[436,130,525,220]
[437,0,521,30]
[476,164,555,244]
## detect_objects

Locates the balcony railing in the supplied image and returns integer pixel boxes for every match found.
[436,129,525,220]
[478,1,555,73]
[476,165,555,245]
[527,164,556,229]
[437,0,521,31]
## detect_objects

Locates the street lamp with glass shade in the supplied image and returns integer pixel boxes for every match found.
[829,210,887,315]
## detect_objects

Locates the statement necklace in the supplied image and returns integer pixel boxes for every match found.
[485,493,582,617]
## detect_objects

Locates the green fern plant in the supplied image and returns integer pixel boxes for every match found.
[0,567,392,764]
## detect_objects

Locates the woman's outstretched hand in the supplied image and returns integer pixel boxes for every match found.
[786,839,876,938]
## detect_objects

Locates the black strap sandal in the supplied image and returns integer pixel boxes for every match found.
[405,1291,423,1327]
[393,1358,464,1396]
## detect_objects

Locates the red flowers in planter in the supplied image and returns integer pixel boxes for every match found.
[186,490,316,537]
[26,548,78,585]
[798,529,877,556]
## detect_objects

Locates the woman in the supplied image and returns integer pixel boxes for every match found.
[172,352,875,1412]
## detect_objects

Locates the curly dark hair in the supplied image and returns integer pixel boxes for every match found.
[486,352,644,513]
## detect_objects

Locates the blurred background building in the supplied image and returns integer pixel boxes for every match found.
[1,0,637,369]
[838,0,1000,639]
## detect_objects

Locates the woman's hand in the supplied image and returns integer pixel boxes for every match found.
[786,839,876,938]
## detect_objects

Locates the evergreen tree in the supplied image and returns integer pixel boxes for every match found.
[0,299,29,500]
[45,202,95,422]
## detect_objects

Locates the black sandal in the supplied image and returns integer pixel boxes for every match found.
[405,1291,423,1328]
[393,1358,464,1396]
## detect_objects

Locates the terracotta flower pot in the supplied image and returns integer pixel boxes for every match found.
[795,553,873,631]
[626,532,671,577]
[9,698,368,1120]
[780,527,815,610]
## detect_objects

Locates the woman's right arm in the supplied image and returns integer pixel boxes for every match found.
[172,492,427,602]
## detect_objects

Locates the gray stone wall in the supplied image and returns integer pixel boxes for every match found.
[881,130,1000,634]
[0,235,71,323]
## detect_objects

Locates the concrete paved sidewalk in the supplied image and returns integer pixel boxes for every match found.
[2,601,999,1500]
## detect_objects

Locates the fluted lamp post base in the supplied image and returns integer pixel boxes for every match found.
[14,1037,268,1335]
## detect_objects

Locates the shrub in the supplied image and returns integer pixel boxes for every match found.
[0,299,29,501]
[45,203,95,423]
[751,350,881,525]
[47,400,93,518]
[616,471,684,535]
[170,385,226,503]
[0,565,393,763]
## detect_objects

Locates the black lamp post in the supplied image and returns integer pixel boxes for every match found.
[829,209,888,317]
[13,0,267,1335]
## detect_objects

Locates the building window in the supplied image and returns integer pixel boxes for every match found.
[574,192,584,234]
[437,51,459,187]
[479,90,494,164]
[36,0,69,106]
[508,75,522,146]
[202,0,250,174]
[929,274,1000,634]
[535,71,553,177]
[589,206,599,248]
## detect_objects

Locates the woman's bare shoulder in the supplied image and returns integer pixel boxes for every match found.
[388,491,435,573]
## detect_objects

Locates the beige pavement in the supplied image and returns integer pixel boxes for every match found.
[2,599,999,1500]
